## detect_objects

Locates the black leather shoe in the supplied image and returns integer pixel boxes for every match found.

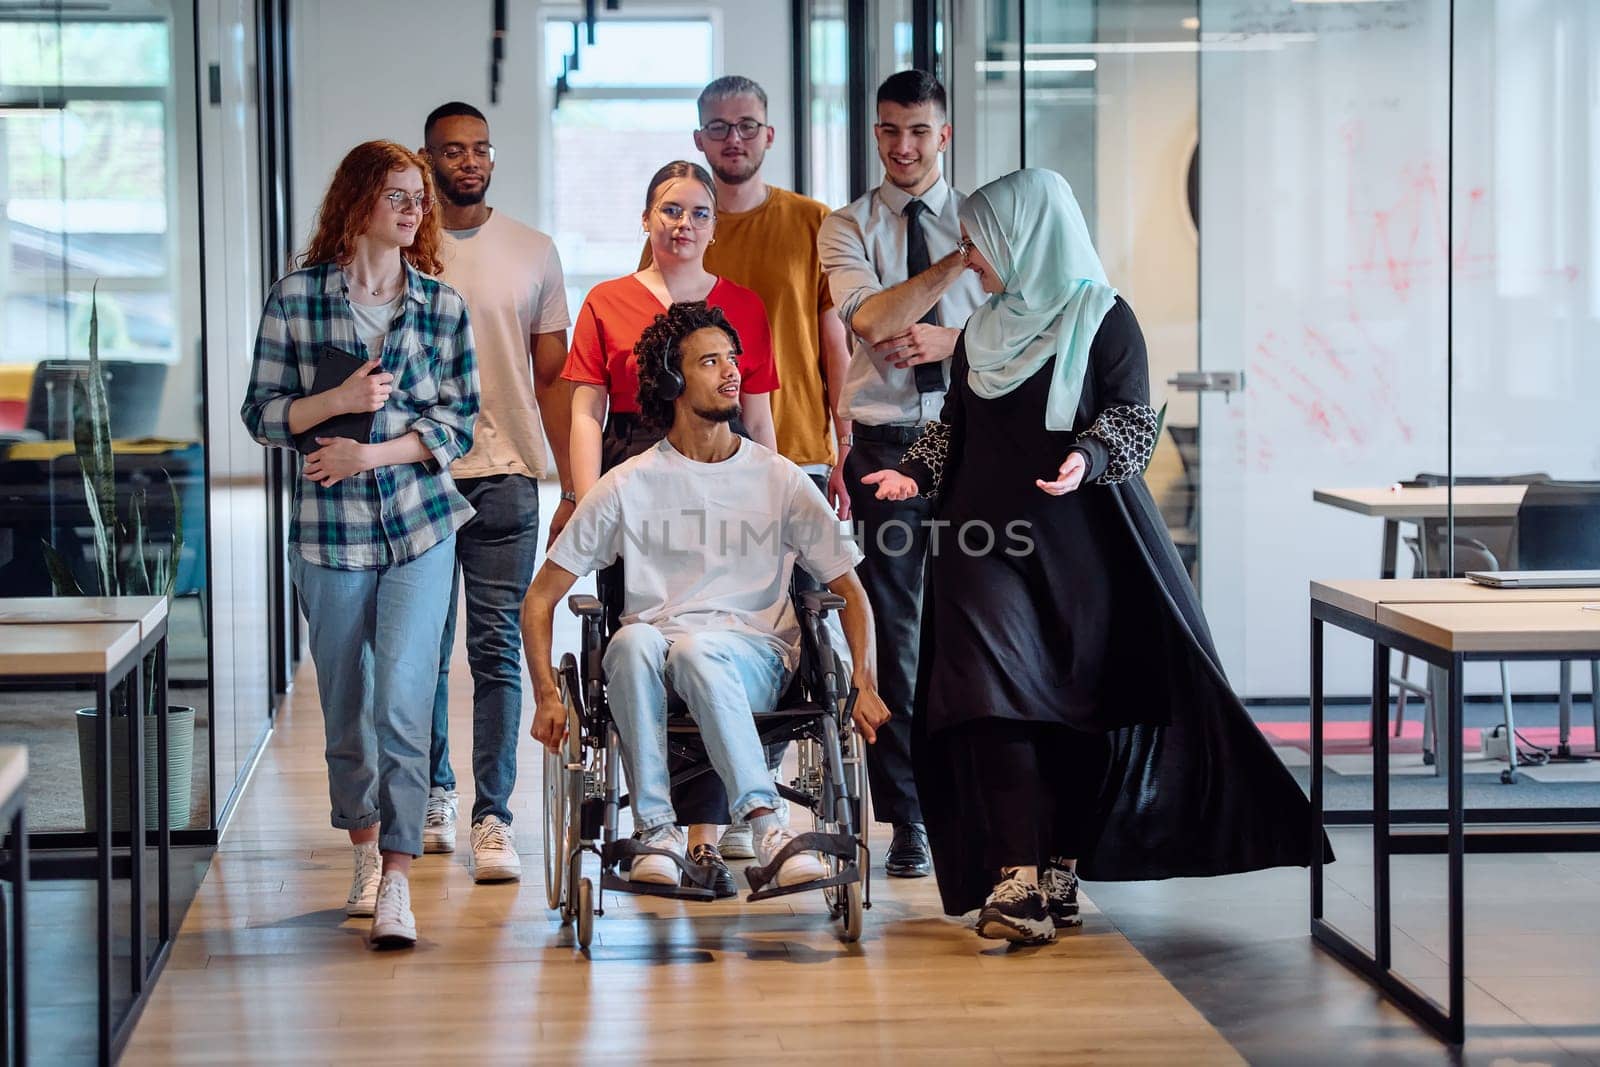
[884,822,932,878]
[689,842,738,898]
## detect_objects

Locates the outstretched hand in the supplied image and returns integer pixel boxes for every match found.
[860,468,918,502]
[1036,451,1088,496]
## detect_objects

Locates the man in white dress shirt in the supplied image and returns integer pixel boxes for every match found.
[817,70,985,879]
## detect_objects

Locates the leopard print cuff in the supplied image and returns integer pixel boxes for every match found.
[901,420,952,496]
[1078,404,1158,485]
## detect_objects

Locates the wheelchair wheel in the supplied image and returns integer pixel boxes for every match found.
[840,882,863,943]
[542,742,568,912]
[575,878,595,949]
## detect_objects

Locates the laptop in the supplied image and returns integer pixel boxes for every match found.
[1466,570,1600,589]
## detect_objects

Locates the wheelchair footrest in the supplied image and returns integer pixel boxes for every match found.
[745,866,859,903]
[599,870,717,902]
[600,836,719,899]
[742,831,859,897]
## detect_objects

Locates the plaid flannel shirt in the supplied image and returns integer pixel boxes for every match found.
[241,261,479,570]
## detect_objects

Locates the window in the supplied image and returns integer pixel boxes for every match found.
[543,17,715,314]
[0,20,175,371]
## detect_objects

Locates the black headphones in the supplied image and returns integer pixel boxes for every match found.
[657,335,685,401]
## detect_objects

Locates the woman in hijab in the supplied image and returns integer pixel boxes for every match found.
[864,168,1325,946]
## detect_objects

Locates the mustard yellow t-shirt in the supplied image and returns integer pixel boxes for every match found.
[642,186,837,467]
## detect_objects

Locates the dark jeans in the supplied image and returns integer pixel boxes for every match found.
[844,431,931,825]
[429,473,542,825]
[953,717,1109,873]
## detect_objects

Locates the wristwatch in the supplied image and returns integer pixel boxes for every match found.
[560,490,576,504]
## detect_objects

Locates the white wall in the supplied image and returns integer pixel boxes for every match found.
[289,0,794,255]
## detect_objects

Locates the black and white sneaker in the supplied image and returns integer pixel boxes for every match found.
[975,870,1055,945]
[1041,862,1082,928]
[689,843,738,898]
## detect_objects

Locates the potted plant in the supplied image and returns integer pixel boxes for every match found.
[42,287,195,832]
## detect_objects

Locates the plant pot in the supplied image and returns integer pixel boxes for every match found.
[75,705,196,832]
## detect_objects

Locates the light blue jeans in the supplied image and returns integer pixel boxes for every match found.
[290,535,455,857]
[603,625,788,833]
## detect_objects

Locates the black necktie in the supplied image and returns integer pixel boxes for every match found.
[904,199,945,394]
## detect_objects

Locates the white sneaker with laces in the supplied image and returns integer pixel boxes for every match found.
[631,824,686,885]
[344,840,382,918]
[369,871,417,947]
[756,825,826,887]
[422,787,458,854]
[717,821,754,859]
[470,815,522,883]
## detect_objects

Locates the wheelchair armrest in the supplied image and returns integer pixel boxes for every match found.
[800,590,846,616]
[567,594,604,618]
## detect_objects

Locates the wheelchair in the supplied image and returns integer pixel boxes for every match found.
[543,580,872,950]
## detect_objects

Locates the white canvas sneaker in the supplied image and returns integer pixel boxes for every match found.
[756,825,826,887]
[630,824,686,885]
[422,787,458,854]
[344,840,382,918]
[369,871,418,947]
[470,815,522,883]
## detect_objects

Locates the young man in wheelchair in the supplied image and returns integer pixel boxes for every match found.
[522,301,891,892]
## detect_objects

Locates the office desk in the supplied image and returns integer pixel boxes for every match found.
[0,617,167,1064]
[0,745,26,1066]
[1313,486,1526,579]
[1309,582,1600,1045]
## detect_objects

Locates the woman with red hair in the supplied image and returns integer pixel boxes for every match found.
[242,140,479,948]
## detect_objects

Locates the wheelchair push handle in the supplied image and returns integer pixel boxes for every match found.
[799,589,846,616]
[567,594,604,618]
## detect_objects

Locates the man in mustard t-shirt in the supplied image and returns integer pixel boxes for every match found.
[641,75,853,862]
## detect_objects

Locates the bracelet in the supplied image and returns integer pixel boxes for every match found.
[839,433,853,447]
[560,490,576,504]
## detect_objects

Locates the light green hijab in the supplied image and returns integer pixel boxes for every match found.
[958,168,1117,431]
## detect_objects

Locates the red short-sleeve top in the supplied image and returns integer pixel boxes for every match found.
[562,275,779,414]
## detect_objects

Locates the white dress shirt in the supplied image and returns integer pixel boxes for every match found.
[817,175,987,427]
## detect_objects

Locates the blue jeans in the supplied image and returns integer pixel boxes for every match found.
[603,625,788,832]
[428,474,542,825]
[291,534,456,857]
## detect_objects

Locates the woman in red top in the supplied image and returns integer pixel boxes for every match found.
[564,160,778,502]
[561,161,780,896]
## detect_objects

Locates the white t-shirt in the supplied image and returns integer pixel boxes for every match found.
[438,210,570,479]
[547,438,862,669]
[348,293,402,358]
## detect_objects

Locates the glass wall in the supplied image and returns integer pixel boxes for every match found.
[951,0,1597,805]
[0,0,281,840]
[0,4,212,834]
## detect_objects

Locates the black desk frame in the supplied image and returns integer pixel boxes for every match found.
[1310,599,1600,1046]
[19,617,172,1065]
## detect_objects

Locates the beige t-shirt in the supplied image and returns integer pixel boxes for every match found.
[439,210,570,479]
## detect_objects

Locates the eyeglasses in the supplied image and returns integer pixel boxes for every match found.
[699,119,766,142]
[382,190,433,214]
[435,144,495,164]
[655,204,715,228]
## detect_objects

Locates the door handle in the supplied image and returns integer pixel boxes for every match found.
[1166,370,1245,398]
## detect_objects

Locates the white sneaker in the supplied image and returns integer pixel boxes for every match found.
[470,815,522,883]
[369,871,417,947]
[718,822,754,859]
[721,783,791,859]
[344,840,382,917]
[422,787,458,854]
[756,825,826,887]
[630,824,686,885]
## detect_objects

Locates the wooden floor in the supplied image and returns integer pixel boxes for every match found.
[123,617,1241,1065]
